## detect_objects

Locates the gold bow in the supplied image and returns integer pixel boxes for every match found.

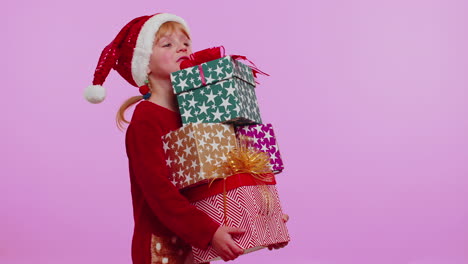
[209,135,275,224]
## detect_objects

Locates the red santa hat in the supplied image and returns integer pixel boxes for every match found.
[84,13,190,104]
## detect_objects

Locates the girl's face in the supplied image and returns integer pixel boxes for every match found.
[148,29,192,79]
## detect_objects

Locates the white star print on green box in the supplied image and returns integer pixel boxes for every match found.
[171,56,262,125]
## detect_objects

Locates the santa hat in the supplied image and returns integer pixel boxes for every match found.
[84,13,190,104]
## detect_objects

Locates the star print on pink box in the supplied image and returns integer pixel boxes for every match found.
[161,123,237,189]
[234,123,284,173]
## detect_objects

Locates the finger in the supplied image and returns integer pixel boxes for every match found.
[276,242,288,249]
[226,227,246,235]
[282,214,289,223]
[276,242,287,248]
[227,247,237,260]
[276,244,285,249]
[221,247,235,261]
[268,242,287,250]
[228,242,244,256]
[221,255,232,262]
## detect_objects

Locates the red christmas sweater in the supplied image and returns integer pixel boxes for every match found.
[125,101,220,264]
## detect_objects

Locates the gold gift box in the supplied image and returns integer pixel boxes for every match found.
[162,123,236,189]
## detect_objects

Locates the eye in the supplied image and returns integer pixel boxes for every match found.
[162,43,172,47]
[184,42,190,47]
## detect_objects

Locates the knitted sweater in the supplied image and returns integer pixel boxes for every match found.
[125,101,219,264]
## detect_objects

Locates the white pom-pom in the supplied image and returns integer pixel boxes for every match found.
[84,85,106,104]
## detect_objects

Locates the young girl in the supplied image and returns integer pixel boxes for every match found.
[85,12,287,264]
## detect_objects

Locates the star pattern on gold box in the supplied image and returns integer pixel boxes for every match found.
[162,123,237,189]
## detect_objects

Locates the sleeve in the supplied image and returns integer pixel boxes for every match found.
[125,120,220,249]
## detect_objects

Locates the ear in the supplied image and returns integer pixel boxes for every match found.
[146,72,152,82]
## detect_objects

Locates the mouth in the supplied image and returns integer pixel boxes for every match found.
[177,56,189,63]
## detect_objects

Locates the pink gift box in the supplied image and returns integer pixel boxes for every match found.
[235,123,284,173]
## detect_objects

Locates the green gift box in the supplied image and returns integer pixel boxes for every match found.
[171,56,262,125]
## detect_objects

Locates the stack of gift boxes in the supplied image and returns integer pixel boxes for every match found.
[161,52,289,263]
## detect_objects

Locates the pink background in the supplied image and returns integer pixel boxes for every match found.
[2,0,467,263]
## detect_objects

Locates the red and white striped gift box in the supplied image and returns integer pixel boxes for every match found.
[182,173,290,263]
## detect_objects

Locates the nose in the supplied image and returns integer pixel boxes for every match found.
[177,43,187,53]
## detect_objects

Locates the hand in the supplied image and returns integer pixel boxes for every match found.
[268,213,290,250]
[267,241,288,250]
[211,226,245,261]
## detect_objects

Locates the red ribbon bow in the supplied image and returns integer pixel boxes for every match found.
[180,46,269,81]
[180,46,225,69]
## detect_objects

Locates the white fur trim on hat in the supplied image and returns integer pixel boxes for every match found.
[84,85,106,104]
[132,13,190,87]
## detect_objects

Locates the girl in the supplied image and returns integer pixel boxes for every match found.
[85,12,287,264]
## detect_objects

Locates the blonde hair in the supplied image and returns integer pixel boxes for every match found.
[116,21,190,130]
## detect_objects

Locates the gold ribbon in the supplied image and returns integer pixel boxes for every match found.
[209,135,275,224]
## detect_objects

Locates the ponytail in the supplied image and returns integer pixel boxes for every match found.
[116,95,144,131]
